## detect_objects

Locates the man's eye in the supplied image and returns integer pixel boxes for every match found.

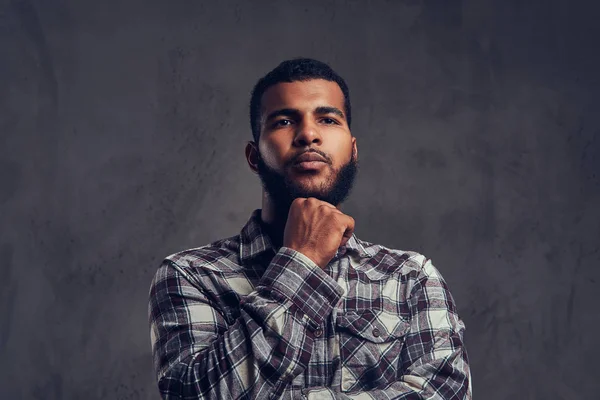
[274,119,292,127]
[321,118,338,125]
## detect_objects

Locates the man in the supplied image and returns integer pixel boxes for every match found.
[148,58,472,399]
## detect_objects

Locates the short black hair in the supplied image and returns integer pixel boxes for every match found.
[249,58,351,143]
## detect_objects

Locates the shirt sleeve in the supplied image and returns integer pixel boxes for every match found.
[302,258,472,400]
[148,247,344,400]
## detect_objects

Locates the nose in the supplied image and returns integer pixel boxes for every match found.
[293,118,322,147]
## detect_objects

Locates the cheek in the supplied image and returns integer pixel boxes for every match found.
[332,145,354,168]
[258,139,286,167]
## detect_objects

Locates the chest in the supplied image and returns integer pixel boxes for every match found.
[211,262,413,392]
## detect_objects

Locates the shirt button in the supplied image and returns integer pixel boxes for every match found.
[314,328,323,338]
[372,328,381,337]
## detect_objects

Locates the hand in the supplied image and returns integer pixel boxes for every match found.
[282,197,355,269]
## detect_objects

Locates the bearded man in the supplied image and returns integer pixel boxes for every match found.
[148,58,472,399]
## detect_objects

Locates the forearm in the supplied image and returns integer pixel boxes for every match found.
[304,379,470,400]
[150,247,344,399]
[302,344,471,400]
[157,296,311,399]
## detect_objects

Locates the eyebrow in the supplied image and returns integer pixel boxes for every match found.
[315,106,346,120]
[264,106,346,122]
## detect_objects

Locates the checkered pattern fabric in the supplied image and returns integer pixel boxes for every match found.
[148,209,472,399]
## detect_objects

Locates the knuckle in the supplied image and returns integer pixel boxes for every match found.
[293,197,306,206]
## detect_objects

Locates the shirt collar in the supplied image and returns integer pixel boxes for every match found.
[239,208,370,264]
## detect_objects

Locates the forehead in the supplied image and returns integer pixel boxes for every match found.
[260,79,345,115]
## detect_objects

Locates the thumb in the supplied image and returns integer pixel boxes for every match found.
[340,227,353,247]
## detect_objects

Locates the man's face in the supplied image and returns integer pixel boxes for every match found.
[254,79,358,216]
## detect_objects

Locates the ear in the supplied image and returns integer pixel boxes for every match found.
[245,141,259,174]
[352,137,358,160]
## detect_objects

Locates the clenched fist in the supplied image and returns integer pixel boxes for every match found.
[282,197,355,269]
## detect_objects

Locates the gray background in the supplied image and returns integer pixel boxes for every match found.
[1,0,599,399]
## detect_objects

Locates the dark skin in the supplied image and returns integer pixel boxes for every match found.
[245,79,358,268]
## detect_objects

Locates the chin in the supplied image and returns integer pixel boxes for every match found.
[292,188,332,201]
[290,178,329,192]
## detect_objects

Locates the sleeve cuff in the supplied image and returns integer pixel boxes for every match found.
[258,247,344,327]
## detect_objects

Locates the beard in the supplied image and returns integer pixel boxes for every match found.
[256,149,359,220]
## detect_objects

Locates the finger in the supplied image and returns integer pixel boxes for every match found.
[318,201,337,209]
[344,215,355,234]
[342,216,355,237]
[340,233,351,246]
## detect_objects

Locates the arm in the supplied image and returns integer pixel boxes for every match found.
[148,247,344,399]
[303,258,472,400]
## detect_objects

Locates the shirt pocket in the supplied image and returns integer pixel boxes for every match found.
[336,309,410,393]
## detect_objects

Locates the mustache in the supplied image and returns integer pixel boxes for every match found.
[288,149,330,167]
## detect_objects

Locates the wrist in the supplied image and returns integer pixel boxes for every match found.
[287,247,322,268]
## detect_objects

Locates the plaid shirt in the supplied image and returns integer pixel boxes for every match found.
[148,209,472,399]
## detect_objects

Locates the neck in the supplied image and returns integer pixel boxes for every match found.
[260,193,288,250]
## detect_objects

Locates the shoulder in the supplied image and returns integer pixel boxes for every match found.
[352,237,442,282]
[354,238,462,313]
[160,234,242,274]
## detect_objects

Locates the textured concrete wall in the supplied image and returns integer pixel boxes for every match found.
[1,0,599,398]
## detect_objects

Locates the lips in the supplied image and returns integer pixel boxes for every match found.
[292,152,328,171]
[293,152,327,164]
